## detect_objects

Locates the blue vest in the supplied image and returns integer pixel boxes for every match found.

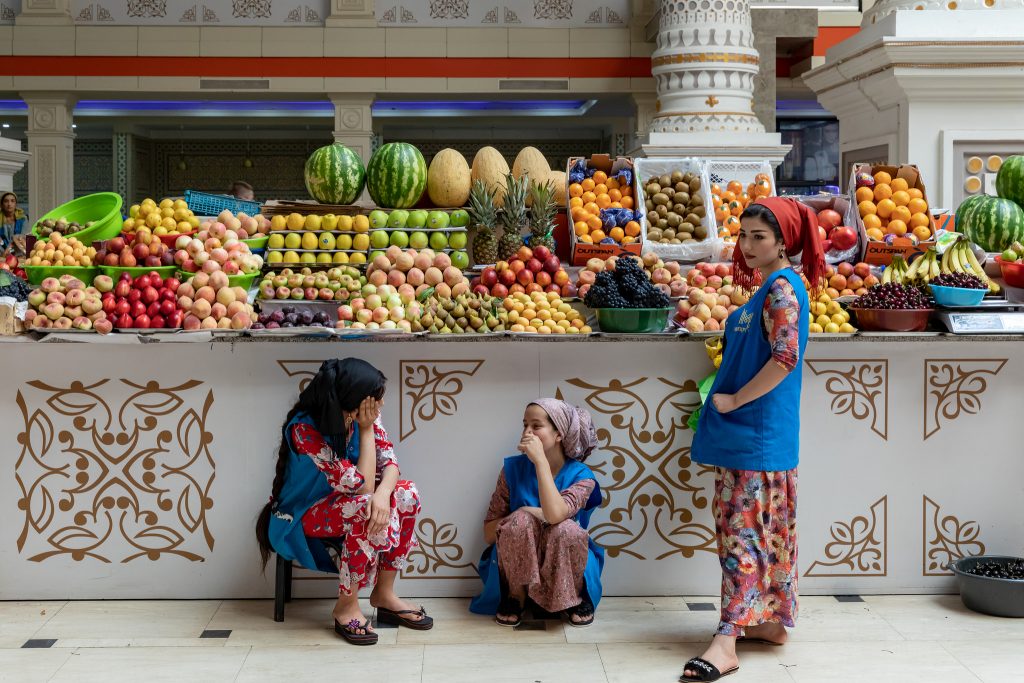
[691,268,808,471]
[267,413,360,574]
[469,455,605,615]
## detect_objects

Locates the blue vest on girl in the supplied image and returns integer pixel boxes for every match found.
[268,413,360,574]
[691,268,808,472]
[469,454,605,615]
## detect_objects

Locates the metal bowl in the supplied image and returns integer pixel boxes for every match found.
[852,307,933,332]
[950,555,1024,618]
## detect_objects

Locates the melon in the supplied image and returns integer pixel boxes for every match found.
[957,194,1024,252]
[996,155,1024,207]
[512,146,551,183]
[471,146,510,206]
[427,148,471,207]
[304,143,366,205]
[547,170,568,207]
[366,142,427,209]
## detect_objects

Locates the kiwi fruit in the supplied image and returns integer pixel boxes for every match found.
[643,169,709,244]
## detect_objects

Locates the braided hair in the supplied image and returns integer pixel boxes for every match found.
[254,358,387,569]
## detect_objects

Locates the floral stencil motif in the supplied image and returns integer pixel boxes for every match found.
[232,0,272,18]
[534,0,572,19]
[180,4,197,22]
[482,6,498,22]
[127,0,167,18]
[430,0,468,19]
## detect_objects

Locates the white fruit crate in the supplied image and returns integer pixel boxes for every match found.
[704,159,776,261]
[634,157,720,263]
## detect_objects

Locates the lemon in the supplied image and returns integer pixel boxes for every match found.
[352,233,370,251]
[824,322,841,333]
[300,232,319,250]
[271,215,288,232]
[830,313,846,326]
[161,207,174,219]
[267,251,283,264]
[300,252,317,264]
[286,213,305,231]
[338,215,354,232]
[826,301,841,315]
[268,234,285,249]
[129,204,140,219]
[839,322,856,333]
[176,221,191,233]
[122,218,135,231]
[333,251,350,264]
[349,252,366,265]
[173,199,189,210]
[284,233,302,250]
[159,198,174,209]
[305,214,322,231]
[283,250,300,264]
[321,214,338,230]
[352,215,369,233]
[809,323,824,334]
[318,233,336,250]
[188,216,200,228]
[335,234,353,250]
[154,226,168,235]
[316,253,333,264]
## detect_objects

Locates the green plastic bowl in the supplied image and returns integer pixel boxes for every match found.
[177,269,259,290]
[23,265,99,286]
[242,236,270,250]
[100,265,179,280]
[32,192,124,244]
[594,307,672,333]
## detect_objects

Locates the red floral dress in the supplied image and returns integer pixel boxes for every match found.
[294,417,421,596]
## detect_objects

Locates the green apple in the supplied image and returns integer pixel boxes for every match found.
[449,209,469,227]
[409,231,429,249]
[429,231,449,251]
[370,230,390,249]
[407,210,429,229]
[387,210,410,229]
[268,233,285,249]
[390,230,410,248]
[284,233,302,250]
[369,210,389,230]
[450,250,470,270]
[427,211,450,230]
[448,231,467,249]
[369,250,386,263]
[1002,248,1018,263]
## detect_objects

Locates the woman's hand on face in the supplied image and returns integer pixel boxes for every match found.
[517,432,546,464]
[711,393,739,414]
[356,397,380,430]
[366,490,391,534]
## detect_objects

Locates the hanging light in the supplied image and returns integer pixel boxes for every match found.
[177,125,187,171]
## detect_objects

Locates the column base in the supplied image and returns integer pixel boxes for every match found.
[0,137,30,193]
[632,132,791,169]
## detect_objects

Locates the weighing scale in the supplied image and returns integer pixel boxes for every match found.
[934,299,1024,334]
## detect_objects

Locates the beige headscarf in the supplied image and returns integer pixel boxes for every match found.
[530,398,598,461]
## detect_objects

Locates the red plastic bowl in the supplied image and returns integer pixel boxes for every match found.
[996,255,1024,288]
[853,308,933,332]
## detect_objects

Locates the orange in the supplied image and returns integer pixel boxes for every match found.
[863,214,882,231]
[569,183,584,198]
[866,227,885,241]
[739,193,751,206]
[907,188,924,200]
[855,186,874,203]
[890,178,909,193]
[724,215,741,234]
[583,201,600,215]
[912,225,932,241]
[592,170,607,185]
[873,171,893,185]
[907,198,928,215]
[591,229,606,242]
[910,212,930,229]
[754,179,772,197]
[610,202,622,209]
[858,200,877,217]
[625,220,641,237]
[606,177,619,190]
[755,172,772,184]
[574,221,589,236]
[578,234,593,244]
[619,185,632,196]
[711,183,722,196]
[886,219,908,236]
[711,194,723,208]
[746,183,756,197]
[609,227,625,242]
[581,191,597,205]
[715,207,730,222]
[594,183,608,196]
[608,188,622,203]
[876,198,896,218]
[622,236,636,245]
[727,180,743,194]
[570,207,586,222]
[620,196,634,209]
[569,196,583,209]
[891,206,912,224]
[581,178,596,192]
[721,190,737,203]
[873,183,893,202]
[596,193,612,209]
[891,190,910,207]
[586,215,603,231]
[728,200,744,216]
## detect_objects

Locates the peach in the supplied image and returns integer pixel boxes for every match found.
[837,262,854,277]
[685,317,705,333]
[424,267,444,286]
[704,318,721,332]
[854,262,872,279]
[711,305,729,322]
[692,303,712,323]
[406,268,425,287]
[387,270,407,287]
[372,254,391,272]
[714,263,731,278]
[433,253,452,270]
[413,253,432,271]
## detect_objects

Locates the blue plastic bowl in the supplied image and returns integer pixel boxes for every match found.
[930,284,986,307]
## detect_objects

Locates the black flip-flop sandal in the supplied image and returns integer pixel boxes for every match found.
[679,657,738,682]
[737,635,784,646]
[495,595,524,627]
[334,617,378,645]
[563,598,596,628]
[377,606,434,630]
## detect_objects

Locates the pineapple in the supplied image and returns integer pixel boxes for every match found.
[498,173,529,261]
[468,179,499,265]
[528,179,557,251]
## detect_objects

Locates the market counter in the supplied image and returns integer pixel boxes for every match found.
[3,334,1021,600]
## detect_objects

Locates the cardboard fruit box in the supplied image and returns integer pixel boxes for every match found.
[849,163,937,266]
[566,154,643,267]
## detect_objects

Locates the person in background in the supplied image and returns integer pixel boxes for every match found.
[1,192,27,253]
[229,181,254,201]
[470,398,604,628]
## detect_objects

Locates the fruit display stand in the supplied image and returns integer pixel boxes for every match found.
[704,159,777,260]
[566,154,643,266]
[265,213,370,268]
[791,194,866,265]
[635,157,719,263]
[852,163,938,266]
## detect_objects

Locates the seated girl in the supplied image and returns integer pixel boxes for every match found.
[255,358,433,645]
[469,398,604,627]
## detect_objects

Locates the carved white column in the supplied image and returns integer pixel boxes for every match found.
[23,95,76,220]
[0,133,30,194]
[325,0,376,27]
[15,0,73,25]
[329,94,375,162]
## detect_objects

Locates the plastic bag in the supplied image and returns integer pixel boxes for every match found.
[686,370,718,434]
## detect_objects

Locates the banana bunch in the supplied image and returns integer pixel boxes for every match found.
[939,240,1001,293]
[881,254,909,285]
[905,248,941,284]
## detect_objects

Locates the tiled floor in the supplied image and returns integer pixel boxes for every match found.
[1,595,1022,682]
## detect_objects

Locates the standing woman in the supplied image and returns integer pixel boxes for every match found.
[1,192,27,253]
[681,197,824,682]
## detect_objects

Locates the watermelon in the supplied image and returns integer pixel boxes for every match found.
[304,143,366,205]
[996,155,1024,207]
[957,194,1024,252]
[366,142,427,209]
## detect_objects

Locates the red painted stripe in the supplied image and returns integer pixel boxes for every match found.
[0,56,652,79]
[814,27,859,56]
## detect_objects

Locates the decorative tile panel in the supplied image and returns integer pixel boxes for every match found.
[375,0,630,25]
[71,0,328,24]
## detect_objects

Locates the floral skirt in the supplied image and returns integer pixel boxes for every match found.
[713,467,798,636]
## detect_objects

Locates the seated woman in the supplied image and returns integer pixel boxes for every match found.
[470,398,604,627]
[255,358,433,645]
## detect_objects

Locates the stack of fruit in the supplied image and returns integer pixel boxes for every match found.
[366,245,470,300]
[957,155,1024,253]
[33,218,93,238]
[807,296,856,334]
[813,207,859,256]
[209,210,271,240]
[640,170,708,245]
[266,213,370,267]
[881,241,998,293]
[336,283,424,333]
[819,262,876,298]
[711,174,773,239]
[855,169,932,243]
[99,271,185,330]
[576,253,689,299]
[172,222,264,275]
[504,291,590,334]
[94,231,174,269]
[582,256,671,309]
[24,275,112,332]
[258,267,365,303]
[672,264,749,333]
[1,253,26,280]
[175,270,256,330]
[368,208,470,270]
[254,308,333,330]
[471,245,573,299]
[25,234,98,267]
[568,168,639,246]
[123,198,200,237]
[415,291,509,334]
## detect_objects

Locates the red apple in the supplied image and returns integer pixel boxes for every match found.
[166,310,184,328]
[132,243,150,261]
[130,300,147,319]
[134,274,150,289]
[108,237,126,254]
[103,297,117,315]
[535,271,552,287]
[114,280,131,298]
[545,284,560,294]
[134,314,151,329]
[160,289,177,302]
[490,283,508,298]
[516,268,534,286]
[481,268,498,288]
[142,286,160,304]
[472,284,490,296]
[533,246,551,262]
[526,258,543,273]
[114,299,131,317]
[164,277,180,293]
[128,289,142,303]
[498,269,516,287]
[146,301,161,318]
[150,315,166,329]
[115,313,133,329]
[159,299,176,317]
[817,209,843,231]
[542,256,560,274]
[516,246,533,262]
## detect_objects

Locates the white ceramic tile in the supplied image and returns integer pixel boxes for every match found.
[508,28,569,58]
[564,609,719,644]
[237,645,424,682]
[599,642,793,683]
[776,641,980,683]
[599,596,690,611]
[33,600,221,640]
[569,28,631,58]
[785,596,905,642]
[0,601,65,645]
[137,26,201,57]
[52,637,226,648]
[422,643,606,683]
[13,26,75,55]
[207,599,338,630]
[227,626,398,647]
[445,28,508,58]
[397,615,567,645]
[0,649,73,683]
[385,28,446,57]
[865,595,1024,640]
[323,28,386,57]
[75,26,139,56]
[199,27,261,56]
[48,646,251,683]
[261,28,325,57]
[941,639,1024,683]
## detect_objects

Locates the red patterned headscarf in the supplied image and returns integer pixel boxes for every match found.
[733,197,826,294]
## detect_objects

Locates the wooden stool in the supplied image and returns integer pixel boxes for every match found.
[274,538,344,622]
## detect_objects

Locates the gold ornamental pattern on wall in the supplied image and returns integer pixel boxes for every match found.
[805,359,888,440]
[402,517,478,580]
[805,496,888,577]
[556,376,716,561]
[14,379,216,564]
[399,360,484,441]
[923,359,1007,440]
[923,495,986,577]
